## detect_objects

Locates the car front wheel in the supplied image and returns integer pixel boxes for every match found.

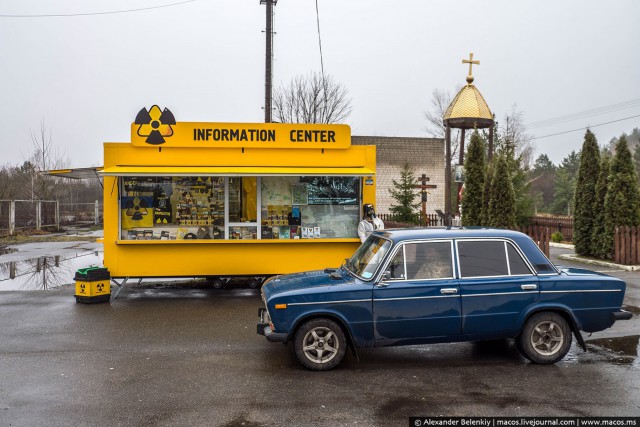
[294,318,347,371]
[517,312,572,363]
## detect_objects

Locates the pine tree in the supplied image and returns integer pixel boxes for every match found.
[510,155,534,226]
[388,162,421,224]
[591,154,611,259]
[603,136,640,257]
[530,154,557,211]
[633,142,640,182]
[550,151,580,215]
[461,131,485,226]
[485,126,534,225]
[573,130,601,256]
[487,155,516,228]
[480,160,493,226]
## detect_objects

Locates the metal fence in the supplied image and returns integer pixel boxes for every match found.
[59,201,103,226]
[0,200,102,236]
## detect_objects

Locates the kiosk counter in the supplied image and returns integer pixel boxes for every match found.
[98,108,376,278]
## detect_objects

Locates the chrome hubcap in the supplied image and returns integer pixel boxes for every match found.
[531,320,564,356]
[302,327,339,364]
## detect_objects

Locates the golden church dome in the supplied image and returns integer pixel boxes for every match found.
[443,53,493,129]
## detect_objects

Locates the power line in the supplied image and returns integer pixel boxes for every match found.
[315,0,325,82]
[530,114,640,140]
[0,0,196,18]
[526,98,640,129]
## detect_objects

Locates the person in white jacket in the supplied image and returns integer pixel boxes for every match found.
[358,204,384,243]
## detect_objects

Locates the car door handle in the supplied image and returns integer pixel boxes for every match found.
[521,284,538,291]
[375,282,390,288]
[440,288,458,294]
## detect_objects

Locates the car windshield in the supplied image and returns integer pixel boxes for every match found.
[346,236,392,280]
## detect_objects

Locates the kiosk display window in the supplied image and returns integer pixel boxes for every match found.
[260,176,359,240]
[120,176,225,240]
[120,175,361,241]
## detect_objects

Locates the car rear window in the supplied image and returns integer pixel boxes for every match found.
[507,243,533,275]
[458,240,509,277]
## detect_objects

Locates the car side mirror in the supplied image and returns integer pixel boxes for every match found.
[381,271,391,281]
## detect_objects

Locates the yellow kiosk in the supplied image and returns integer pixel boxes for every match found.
[97,105,376,278]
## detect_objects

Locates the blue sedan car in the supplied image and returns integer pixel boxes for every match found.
[257,228,632,370]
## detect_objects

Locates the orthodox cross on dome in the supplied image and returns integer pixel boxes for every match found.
[462,52,480,84]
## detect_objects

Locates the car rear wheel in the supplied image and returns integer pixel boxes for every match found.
[294,318,347,371]
[517,312,572,363]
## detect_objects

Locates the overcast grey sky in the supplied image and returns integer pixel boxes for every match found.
[0,0,638,168]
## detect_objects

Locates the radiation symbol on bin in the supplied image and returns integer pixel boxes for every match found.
[80,283,86,294]
[96,283,104,293]
[125,197,150,220]
[134,105,176,145]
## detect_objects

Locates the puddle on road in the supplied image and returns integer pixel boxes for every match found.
[1,250,262,292]
[0,246,17,255]
[581,335,640,366]
[0,251,103,291]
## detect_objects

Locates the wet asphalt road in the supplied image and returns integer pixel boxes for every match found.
[0,248,639,426]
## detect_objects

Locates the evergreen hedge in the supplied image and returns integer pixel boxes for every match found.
[573,130,600,256]
[591,154,611,259]
[461,131,485,226]
[487,155,516,228]
[603,136,640,257]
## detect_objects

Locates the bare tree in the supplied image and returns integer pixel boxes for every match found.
[0,165,16,199]
[423,88,464,164]
[500,105,535,168]
[27,120,68,200]
[273,72,352,124]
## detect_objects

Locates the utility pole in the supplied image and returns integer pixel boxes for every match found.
[261,0,278,123]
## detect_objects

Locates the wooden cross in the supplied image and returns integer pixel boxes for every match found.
[462,52,480,81]
[413,174,438,223]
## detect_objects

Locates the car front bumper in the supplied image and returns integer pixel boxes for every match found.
[257,308,288,342]
[257,322,288,342]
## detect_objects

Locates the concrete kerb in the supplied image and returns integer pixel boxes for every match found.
[550,242,575,250]
[550,242,640,271]
[557,254,640,271]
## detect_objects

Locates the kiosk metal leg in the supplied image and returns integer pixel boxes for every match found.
[110,277,129,300]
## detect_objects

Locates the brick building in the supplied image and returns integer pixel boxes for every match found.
[351,135,445,217]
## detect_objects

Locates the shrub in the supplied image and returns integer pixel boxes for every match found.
[551,232,563,243]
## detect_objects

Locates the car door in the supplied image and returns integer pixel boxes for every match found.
[373,240,462,344]
[457,239,539,336]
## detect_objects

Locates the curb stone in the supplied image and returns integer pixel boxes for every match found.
[550,242,575,249]
[557,254,640,271]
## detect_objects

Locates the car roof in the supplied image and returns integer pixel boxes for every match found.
[373,227,530,244]
[370,226,558,275]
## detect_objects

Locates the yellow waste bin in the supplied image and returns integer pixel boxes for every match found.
[74,267,111,304]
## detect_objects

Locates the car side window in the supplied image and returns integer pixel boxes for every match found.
[458,240,509,277]
[507,243,533,275]
[386,247,405,280]
[404,242,453,280]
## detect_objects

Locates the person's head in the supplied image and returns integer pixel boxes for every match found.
[363,204,376,219]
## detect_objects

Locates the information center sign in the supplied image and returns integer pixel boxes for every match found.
[131,105,351,149]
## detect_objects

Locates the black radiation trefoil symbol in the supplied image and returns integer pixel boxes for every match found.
[80,283,86,294]
[135,105,176,145]
[97,283,104,293]
[125,197,149,220]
